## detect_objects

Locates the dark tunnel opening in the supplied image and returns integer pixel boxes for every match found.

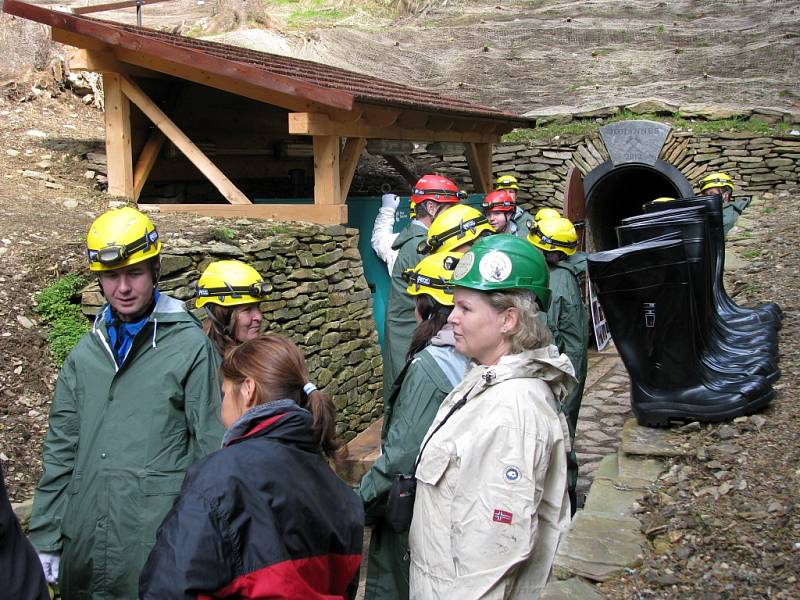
[584,159,694,251]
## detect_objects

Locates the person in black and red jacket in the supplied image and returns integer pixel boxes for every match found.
[1,464,49,600]
[139,335,364,600]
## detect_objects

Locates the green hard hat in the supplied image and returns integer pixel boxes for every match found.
[452,233,551,309]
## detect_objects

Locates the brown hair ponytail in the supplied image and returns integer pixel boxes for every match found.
[220,335,342,458]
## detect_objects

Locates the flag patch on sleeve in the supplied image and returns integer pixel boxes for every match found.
[493,509,513,524]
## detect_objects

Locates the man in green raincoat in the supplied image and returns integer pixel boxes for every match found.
[28,207,224,599]
[528,216,589,514]
[382,174,461,397]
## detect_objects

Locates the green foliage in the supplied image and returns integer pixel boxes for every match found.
[503,109,793,143]
[742,249,762,259]
[34,274,91,366]
[655,24,665,33]
[591,48,611,57]
[210,226,237,242]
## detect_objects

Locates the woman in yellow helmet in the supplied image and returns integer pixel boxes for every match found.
[195,260,272,356]
[358,251,469,600]
[698,171,750,237]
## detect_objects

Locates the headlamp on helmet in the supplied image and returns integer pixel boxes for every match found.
[403,252,462,306]
[196,260,271,308]
[699,172,735,193]
[86,207,162,272]
[482,190,516,214]
[495,174,520,190]
[527,216,578,256]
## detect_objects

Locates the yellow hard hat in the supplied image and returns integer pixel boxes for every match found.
[409,197,416,220]
[527,216,578,256]
[652,196,676,203]
[403,252,462,306]
[495,174,520,190]
[699,172,735,193]
[196,260,272,308]
[86,206,161,272]
[533,207,560,222]
[419,204,495,254]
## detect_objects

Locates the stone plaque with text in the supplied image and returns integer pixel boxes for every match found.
[599,120,670,166]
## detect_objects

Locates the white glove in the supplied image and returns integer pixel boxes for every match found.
[381,193,400,210]
[38,551,60,584]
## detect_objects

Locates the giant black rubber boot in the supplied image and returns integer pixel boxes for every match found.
[588,238,773,427]
[643,195,782,325]
[619,207,780,348]
[616,217,780,384]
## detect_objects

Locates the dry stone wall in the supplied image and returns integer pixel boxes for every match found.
[416,131,800,211]
[80,221,383,442]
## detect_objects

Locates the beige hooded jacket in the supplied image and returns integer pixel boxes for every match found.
[408,346,575,599]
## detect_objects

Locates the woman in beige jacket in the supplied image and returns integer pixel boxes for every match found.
[408,234,576,599]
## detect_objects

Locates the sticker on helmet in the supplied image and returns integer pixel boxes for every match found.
[479,251,513,283]
[453,252,475,280]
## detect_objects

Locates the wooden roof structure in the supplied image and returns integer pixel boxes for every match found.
[4,0,534,223]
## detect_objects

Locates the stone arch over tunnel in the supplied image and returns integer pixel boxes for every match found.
[583,159,694,251]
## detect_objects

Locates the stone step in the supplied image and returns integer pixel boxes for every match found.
[621,417,693,457]
[554,510,645,582]
[541,576,606,600]
[336,416,382,486]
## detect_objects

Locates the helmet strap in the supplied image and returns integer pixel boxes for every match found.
[205,305,234,338]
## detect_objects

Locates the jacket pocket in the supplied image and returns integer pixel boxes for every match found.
[415,444,453,487]
[139,472,185,495]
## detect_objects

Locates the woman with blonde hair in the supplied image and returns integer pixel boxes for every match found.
[409,234,576,598]
[140,335,364,599]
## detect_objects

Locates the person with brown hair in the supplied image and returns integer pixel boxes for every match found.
[139,335,364,599]
[195,260,272,356]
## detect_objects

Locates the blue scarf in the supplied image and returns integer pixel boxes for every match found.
[105,290,159,367]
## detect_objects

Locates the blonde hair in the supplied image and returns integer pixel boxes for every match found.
[484,289,551,353]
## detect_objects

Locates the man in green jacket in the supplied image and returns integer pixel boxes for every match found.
[28,207,224,599]
[382,174,461,397]
[528,216,589,514]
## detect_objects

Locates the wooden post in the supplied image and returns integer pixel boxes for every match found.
[103,73,134,198]
[313,135,341,206]
[119,74,250,205]
[339,137,365,203]
[465,142,493,193]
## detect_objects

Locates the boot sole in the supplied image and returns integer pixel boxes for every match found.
[633,388,774,428]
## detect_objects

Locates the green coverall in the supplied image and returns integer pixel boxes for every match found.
[382,222,427,397]
[546,259,589,507]
[358,338,469,600]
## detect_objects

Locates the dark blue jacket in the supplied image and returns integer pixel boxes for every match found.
[139,400,364,599]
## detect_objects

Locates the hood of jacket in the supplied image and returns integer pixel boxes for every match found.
[391,220,427,251]
[222,399,317,452]
[429,322,456,347]
[461,346,576,412]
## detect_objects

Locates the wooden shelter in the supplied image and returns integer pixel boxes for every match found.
[4,0,533,224]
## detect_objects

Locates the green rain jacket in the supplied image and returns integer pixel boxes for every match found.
[508,206,534,239]
[382,221,428,397]
[358,326,469,600]
[722,197,751,237]
[28,293,224,600]
[547,261,589,436]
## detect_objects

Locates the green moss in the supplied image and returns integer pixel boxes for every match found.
[503,109,793,142]
[34,274,91,366]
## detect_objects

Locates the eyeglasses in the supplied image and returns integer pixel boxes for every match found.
[87,229,159,266]
[197,281,273,300]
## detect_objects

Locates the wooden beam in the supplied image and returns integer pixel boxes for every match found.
[67,47,161,78]
[133,130,165,200]
[289,112,501,144]
[118,74,251,205]
[339,137,366,203]
[313,135,341,206]
[52,28,107,51]
[153,203,347,224]
[363,107,400,128]
[382,155,419,188]
[465,142,493,193]
[103,73,134,198]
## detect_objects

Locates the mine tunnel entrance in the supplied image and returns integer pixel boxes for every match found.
[583,159,694,251]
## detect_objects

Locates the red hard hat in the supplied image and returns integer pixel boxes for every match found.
[482,189,515,213]
[411,174,461,205]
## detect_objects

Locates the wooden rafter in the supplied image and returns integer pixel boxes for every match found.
[339,138,366,203]
[133,130,165,200]
[119,74,250,204]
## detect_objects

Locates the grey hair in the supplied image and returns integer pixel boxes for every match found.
[484,289,551,353]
